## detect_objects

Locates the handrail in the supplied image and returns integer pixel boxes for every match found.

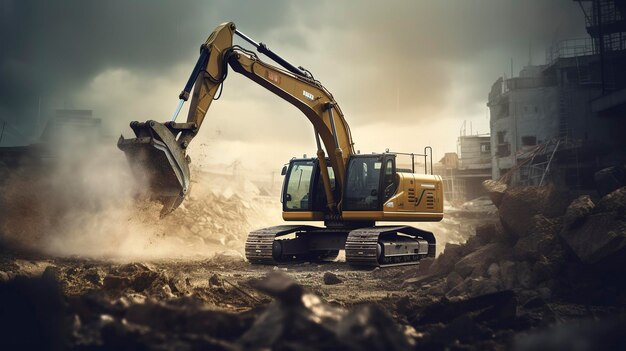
[384,147,433,175]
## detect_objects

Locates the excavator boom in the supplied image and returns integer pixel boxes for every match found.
[118,22,353,215]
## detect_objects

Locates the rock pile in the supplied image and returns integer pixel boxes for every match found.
[0,272,414,351]
[159,175,279,255]
[406,182,626,305]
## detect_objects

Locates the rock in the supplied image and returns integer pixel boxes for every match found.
[323,272,343,285]
[429,243,464,276]
[417,257,434,274]
[563,195,595,229]
[445,272,464,291]
[103,275,132,290]
[498,185,569,238]
[412,290,517,325]
[42,265,61,282]
[560,211,626,264]
[515,317,626,351]
[499,261,517,290]
[84,268,105,285]
[483,180,508,208]
[0,276,69,350]
[424,314,493,346]
[209,274,222,287]
[467,277,499,296]
[486,263,500,277]
[248,272,304,305]
[454,243,509,278]
[336,304,412,351]
[596,186,626,213]
[475,222,504,244]
[131,270,160,293]
[124,298,249,342]
[594,165,626,196]
[513,221,559,261]
[515,262,534,289]
[239,274,344,350]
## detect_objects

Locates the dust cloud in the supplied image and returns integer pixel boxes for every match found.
[0,140,278,261]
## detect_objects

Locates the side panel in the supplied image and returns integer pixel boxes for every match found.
[283,211,325,221]
[342,172,444,222]
[341,210,443,222]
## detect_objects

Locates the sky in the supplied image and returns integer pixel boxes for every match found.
[0,0,589,177]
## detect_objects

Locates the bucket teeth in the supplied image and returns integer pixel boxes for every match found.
[118,120,191,215]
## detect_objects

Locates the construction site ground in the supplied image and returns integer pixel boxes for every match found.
[1,161,626,350]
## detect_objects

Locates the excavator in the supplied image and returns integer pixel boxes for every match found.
[118,22,444,267]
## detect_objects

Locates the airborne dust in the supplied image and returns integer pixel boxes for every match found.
[0,140,279,260]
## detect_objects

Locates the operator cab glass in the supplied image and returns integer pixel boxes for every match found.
[283,160,314,210]
[282,158,337,212]
[343,154,396,211]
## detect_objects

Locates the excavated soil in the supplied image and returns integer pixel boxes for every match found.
[1,157,626,350]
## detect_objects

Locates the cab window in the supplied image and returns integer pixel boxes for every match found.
[284,161,314,210]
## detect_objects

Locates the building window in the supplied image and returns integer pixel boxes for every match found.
[497,131,506,144]
[521,135,537,146]
[496,143,511,157]
[480,143,490,153]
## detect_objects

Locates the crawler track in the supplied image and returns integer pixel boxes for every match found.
[246,225,435,268]
[245,225,315,264]
[345,226,436,268]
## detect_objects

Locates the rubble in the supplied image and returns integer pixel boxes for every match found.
[323,272,343,285]
[594,165,626,196]
[0,169,625,349]
[405,183,626,308]
[559,187,626,264]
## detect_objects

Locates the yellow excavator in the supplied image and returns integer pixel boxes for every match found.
[118,22,444,267]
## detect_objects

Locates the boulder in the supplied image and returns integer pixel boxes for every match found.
[323,272,343,285]
[445,271,464,291]
[482,180,508,208]
[594,165,626,197]
[596,186,626,213]
[563,195,595,229]
[475,222,511,244]
[428,243,464,276]
[498,185,569,238]
[499,261,517,290]
[560,212,626,264]
[454,243,509,278]
[513,219,559,261]
[335,305,412,351]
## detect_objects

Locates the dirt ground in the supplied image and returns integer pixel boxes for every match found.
[1,156,625,350]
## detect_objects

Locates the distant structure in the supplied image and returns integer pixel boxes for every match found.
[436,126,491,203]
[487,0,626,190]
[39,109,102,146]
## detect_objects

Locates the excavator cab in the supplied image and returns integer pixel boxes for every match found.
[281,155,398,218]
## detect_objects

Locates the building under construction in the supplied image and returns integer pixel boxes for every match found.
[487,0,626,190]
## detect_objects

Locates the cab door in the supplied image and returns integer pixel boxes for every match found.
[343,154,395,211]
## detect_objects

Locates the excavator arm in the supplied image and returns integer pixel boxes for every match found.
[118,22,354,215]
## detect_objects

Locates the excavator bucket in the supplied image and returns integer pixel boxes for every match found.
[117,120,191,216]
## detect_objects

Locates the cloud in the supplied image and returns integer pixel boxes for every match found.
[0,0,588,160]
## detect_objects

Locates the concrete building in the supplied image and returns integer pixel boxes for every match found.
[436,134,492,203]
[457,134,492,199]
[487,0,626,190]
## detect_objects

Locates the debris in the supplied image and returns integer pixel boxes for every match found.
[323,272,343,285]
[594,165,626,197]
[482,180,507,207]
[209,273,222,287]
[563,195,595,229]
[560,211,626,264]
